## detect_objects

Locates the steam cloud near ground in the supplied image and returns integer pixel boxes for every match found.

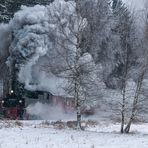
[26,102,75,120]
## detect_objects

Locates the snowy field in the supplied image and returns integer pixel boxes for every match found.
[0,120,148,148]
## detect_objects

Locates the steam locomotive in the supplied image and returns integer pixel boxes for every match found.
[0,90,26,119]
[0,89,52,120]
[0,89,95,119]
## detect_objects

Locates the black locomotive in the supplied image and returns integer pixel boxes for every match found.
[1,90,25,119]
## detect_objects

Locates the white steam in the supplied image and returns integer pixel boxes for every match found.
[26,102,75,120]
[9,5,50,89]
[7,0,80,96]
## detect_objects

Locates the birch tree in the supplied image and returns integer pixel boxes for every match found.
[112,0,140,133]
[45,0,102,129]
[124,2,148,133]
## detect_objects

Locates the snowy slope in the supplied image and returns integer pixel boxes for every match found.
[0,120,148,148]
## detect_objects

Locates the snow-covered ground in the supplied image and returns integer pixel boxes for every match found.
[0,120,148,148]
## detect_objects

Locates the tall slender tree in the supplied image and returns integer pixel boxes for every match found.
[112,0,139,133]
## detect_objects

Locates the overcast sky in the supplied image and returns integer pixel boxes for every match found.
[123,0,146,10]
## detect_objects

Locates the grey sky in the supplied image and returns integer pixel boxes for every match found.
[123,0,145,10]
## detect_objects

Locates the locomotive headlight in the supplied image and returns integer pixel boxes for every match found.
[19,100,22,103]
[11,90,14,94]
[1,100,4,104]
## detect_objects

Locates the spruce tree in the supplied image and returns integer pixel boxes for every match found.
[107,0,137,88]
[0,0,53,23]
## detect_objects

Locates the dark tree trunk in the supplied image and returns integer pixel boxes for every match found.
[124,117,133,133]
[76,105,82,130]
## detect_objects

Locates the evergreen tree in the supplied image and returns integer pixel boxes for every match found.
[112,0,118,10]
[0,0,53,23]
[106,0,138,88]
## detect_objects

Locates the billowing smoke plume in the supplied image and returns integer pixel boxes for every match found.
[6,0,79,95]
[8,4,52,91]
[0,0,104,104]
